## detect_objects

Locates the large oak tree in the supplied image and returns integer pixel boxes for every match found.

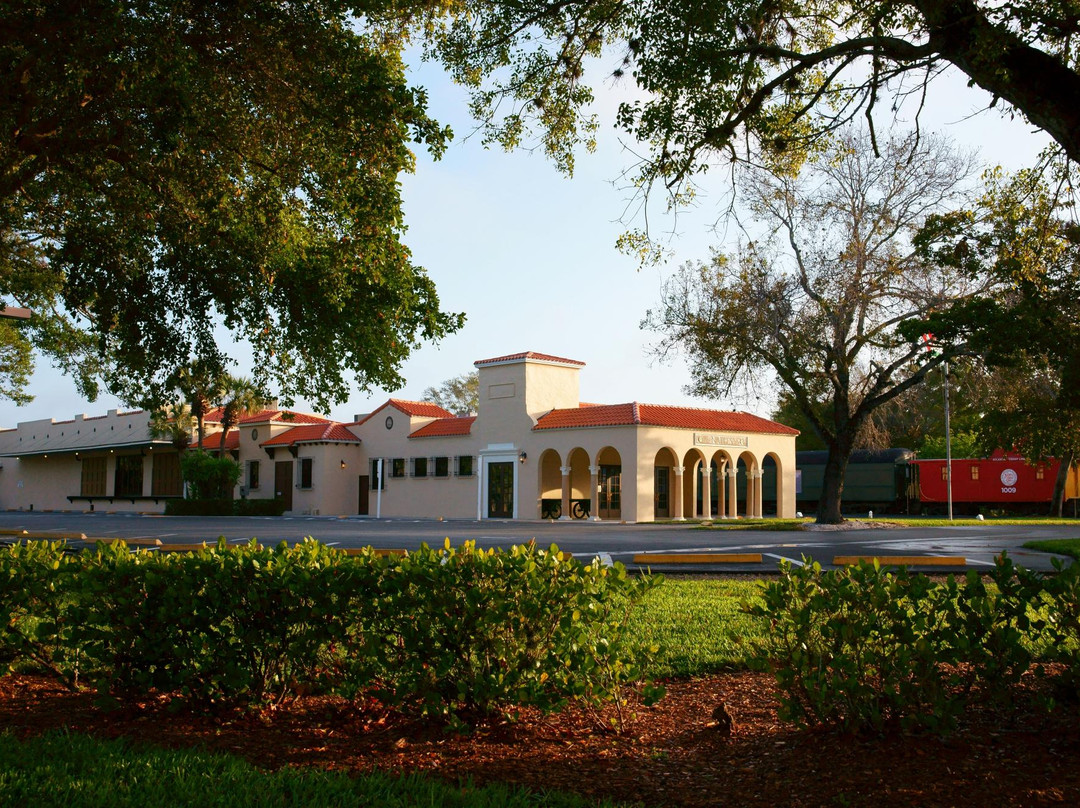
[1,1,463,410]
[646,130,981,522]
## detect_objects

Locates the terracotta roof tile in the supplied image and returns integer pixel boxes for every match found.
[410,416,476,439]
[473,351,585,367]
[202,407,331,426]
[355,399,454,426]
[261,423,360,447]
[198,430,240,451]
[534,403,799,435]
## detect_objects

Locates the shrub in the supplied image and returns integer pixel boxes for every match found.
[1,539,662,725]
[180,450,241,500]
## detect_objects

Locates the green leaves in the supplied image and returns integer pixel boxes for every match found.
[0,538,662,726]
[1,1,461,410]
[744,554,1077,734]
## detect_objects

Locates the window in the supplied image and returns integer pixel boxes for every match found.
[81,456,107,496]
[247,460,261,491]
[412,456,428,478]
[940,466,949,481]
[457,455,474,477]
[114,454,144,497]
[370,458,386,490]
[970,465,979,481]
[434,456,449,478]
[1037,467,1045,480]
[298,457,313,489]
[391,458,405,478]
[152,453,182,496]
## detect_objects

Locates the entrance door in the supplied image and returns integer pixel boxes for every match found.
[598,465,621,520]
[487,462,514,518]
[274,461,293,511]
[358,475,369,515]
[654,467,670,519]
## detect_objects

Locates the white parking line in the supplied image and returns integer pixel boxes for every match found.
[764,553,805,567]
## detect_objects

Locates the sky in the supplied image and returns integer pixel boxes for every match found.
[0,54,1054,429]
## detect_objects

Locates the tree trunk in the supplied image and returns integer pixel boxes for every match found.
[1050,449,1075,518]
[817,443,853,524]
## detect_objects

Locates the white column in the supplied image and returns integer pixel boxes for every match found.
[717,462,727,518]
[589,464,601,521]
[753,468,764,518]
[673,466,685,521]
[727,467,739,519]
[700,462,712,520]
[559,465,572,520]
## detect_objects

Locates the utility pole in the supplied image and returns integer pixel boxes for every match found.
[943,361,954,521]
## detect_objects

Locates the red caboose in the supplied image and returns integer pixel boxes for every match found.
[914,450,1060,509]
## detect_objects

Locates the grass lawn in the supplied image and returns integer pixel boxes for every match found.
[629,578,766,678]
[691,518,809,531]
[1022,537,1080,559]
[0,730,638,808]
[875,516,1080,527]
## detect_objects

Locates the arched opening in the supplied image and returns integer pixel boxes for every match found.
[538,449,562,518]
[653,447,678,519]
[736,451,759,518]
[595,446,622,520]
[763,453,782,517]
[682,448,706,518]
[710,451,733,518]
[566,447,592,519]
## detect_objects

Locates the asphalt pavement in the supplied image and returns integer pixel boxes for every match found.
[1,512,1077,572]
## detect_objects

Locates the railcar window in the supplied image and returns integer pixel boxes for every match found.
[971,466,979,480]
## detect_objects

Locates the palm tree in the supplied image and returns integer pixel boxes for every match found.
[148,402,195,451]
[216,376,270,458]
[173,360,224,451]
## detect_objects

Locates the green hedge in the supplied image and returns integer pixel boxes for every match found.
[164,498,288,516]
[744,554,1080,734]
[0,539,661,725]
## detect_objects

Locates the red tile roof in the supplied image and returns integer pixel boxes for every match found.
[533,403,799,435]
[409,416,476,439]
[261,423,360,447]
[203,407,331,426]
[474,351,585,367]
[197,430,240,451]
[355,399,454,426]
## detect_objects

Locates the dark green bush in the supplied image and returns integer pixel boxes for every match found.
[743,555,1067,734]
[164,498,287,516]
[180,451,241,500]
[0,538,661,725]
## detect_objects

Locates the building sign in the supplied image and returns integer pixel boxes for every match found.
[694,433,748,448]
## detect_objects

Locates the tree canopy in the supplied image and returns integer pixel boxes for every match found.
[1,1,463,410]
[430,0,1080,195]
[422,371,479,414]
[647,130,980,522]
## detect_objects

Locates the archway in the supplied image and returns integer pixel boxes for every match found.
[595,446,622,520]
[653,447,678,519]
[566,447,591,519]
[736,451,760,518]
[682,448,706,518]
[538,449,562,518]
[762,453,782,517]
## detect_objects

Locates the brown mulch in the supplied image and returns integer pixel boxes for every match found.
[1,672,1079,808]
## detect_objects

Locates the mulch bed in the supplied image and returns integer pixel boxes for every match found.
[2,671,1078,807]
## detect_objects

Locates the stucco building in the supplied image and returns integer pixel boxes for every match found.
[0,352,798,521]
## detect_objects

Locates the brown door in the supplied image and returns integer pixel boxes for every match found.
[274,461,293,511]
[487,462,514,518]
[654,467,670,519]
[598,465,621,520]
[358,475,369,515]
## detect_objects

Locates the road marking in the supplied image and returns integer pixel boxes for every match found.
[598,552,613,567]
[764,553,805,567]
[964,558,995,566]
[633,552,763,564]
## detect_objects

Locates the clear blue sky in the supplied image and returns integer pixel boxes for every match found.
[0,58,1052,428]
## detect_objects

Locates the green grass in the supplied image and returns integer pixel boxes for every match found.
[0,730,638,808]
[628,578,767,678]
[691,518,809,531]
[875,517,1080,527]
[1022,538,1080,559]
